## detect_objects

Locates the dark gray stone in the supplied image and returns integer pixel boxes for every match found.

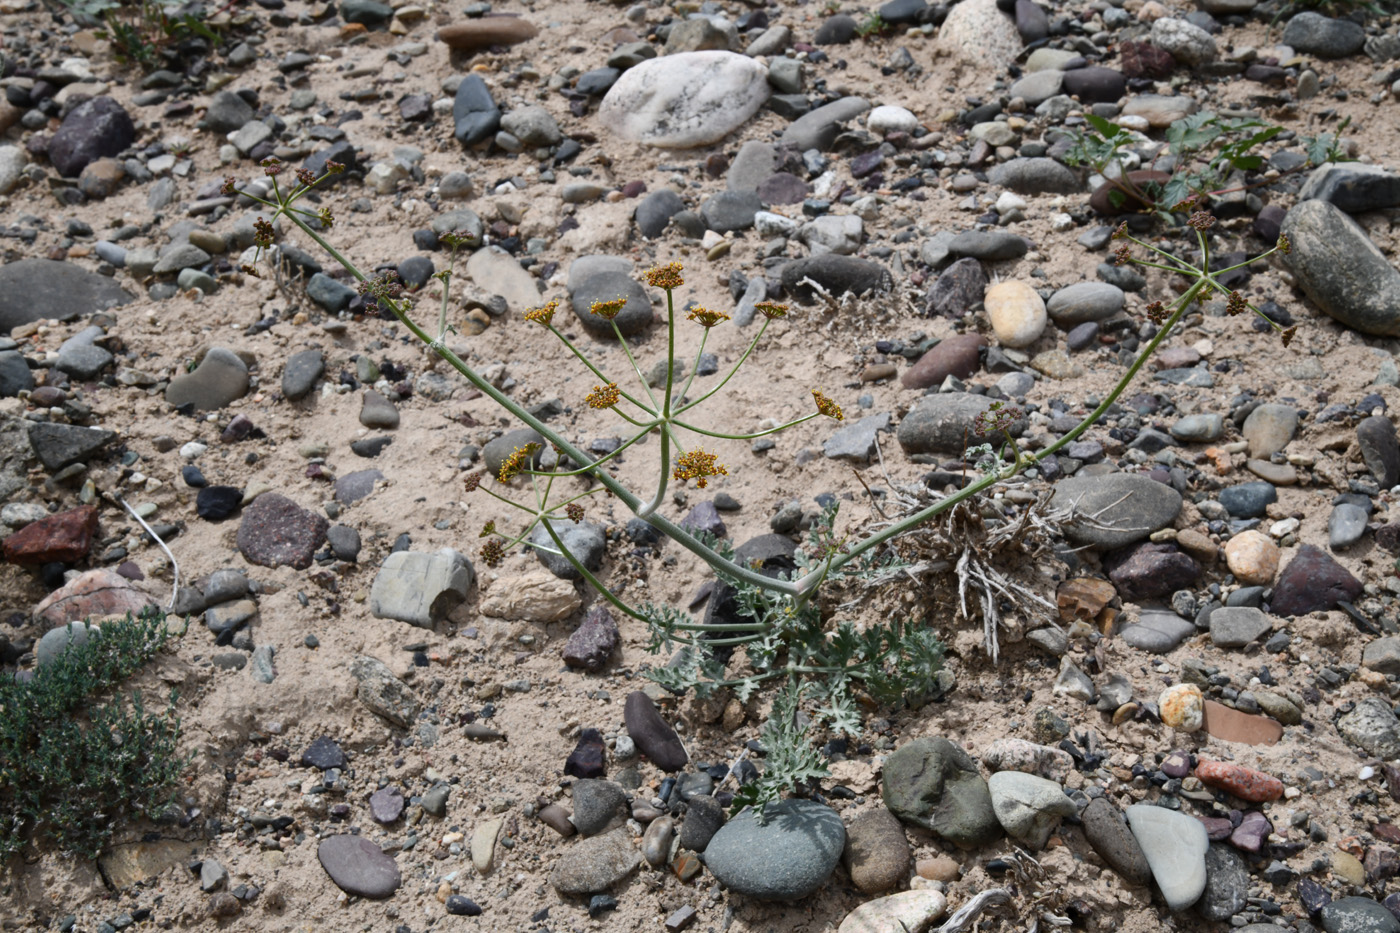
[571,780,628,836]
[569,271,652,338]
[988,157,1081,195]
[1282,12,1365,59]
[49,97,135,177]
[1198,844,1249,921]
[896,393,1019,457]
[678,795,725,852]
[453,74,502,146]
[26,422,115,471]
[282,349,323,401]
[780,255,892,302]
[1299,163,1400,213]
[1081,797,1152,886]
[624,690,688,771]
[1319,897,1400,933]
[635,189,685,238]
[1357,415,1400,488]
[701,190,763,233]
[0,260,131,334]
[780,96,870,152]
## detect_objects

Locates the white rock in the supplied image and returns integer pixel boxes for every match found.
[995,192,1027,214]
[1150,18,1217,66]
[466,246,544,314]
[837,890,948,933]
[985,281,1047,348]
[180,442,207,460]
[1125,805,1209,911]
[799,214,863,256]
[598,51,770,149]
[866,105,918,137]
[478,571,582,622]
[0,145,27,195]
[754,211,798,237]
[367,161,410,195]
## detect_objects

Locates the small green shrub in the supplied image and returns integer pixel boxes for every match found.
[0,608,190,860]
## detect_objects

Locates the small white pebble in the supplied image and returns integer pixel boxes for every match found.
[1361,766,1377,781]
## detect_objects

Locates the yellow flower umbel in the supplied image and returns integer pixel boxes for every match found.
[524,300,558,326]
[672,449,728,489]
[590,297,627,320]
[646,261,684,291]
[812,390,844,421]
[586,382,621,409]
[687,306,730,328]
[498,443,539,482]
[754,301,789,320]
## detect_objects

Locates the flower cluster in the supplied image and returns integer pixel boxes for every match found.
[973,401,1022,437]
[220,176,238,196]
[687,306,730,328]
[479,521,497,537]
[1281,325,1297,347]
[479,539,504,567]
[646,261,684,291]
[498,443,539,482]
[812,390,844,421]
[1225,291,1248,316]
[1187,210,1216,231]
[524,300,559,326]
[586,383,621,409]
[463,471,484,492]
[441,229,476,251]
[253,218,276,249]
[565,503,585,523]
[1276,232,1291,255]
[590,297,627,320]
[296,167,317,188]
[754,302,789,320]
[1113,243,1132,266]
[260,157,285,177]
[1145,300,1169,325]
[356,271,404,301]
[672,449,728,489]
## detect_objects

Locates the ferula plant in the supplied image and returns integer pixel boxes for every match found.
[231,162,1296,814]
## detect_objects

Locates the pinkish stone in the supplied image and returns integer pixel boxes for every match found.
[901,334,987,390]
[34,569,157,625]
[2,504,98,564]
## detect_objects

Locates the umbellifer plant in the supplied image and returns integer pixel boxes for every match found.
[230,163,1296,814]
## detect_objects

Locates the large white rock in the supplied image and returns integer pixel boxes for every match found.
[598,51,769,149]
[837,890,947,933]
[1125,804,1209,911]
[939,0,1023,70]
[985,280,1047,348]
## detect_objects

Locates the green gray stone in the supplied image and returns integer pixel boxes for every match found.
[881,737,1001,848]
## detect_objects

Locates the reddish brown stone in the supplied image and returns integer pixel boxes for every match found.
[901,334,988,390]
[1119,41,1175,80]
[1201,700,1283,746]
[2,504,98,564]
[34,569,156,625]
[1195,760,1284,802]
[1056,577,1116,623]
[236,493,327,570]
[437,16,538,51]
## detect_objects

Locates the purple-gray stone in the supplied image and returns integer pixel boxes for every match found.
[1105,542,1199,601]
[1270,544,1362,616]
[565,727,607,779]
[48,97,136,178]
[300,735,347,770]
[236,493,328,570]
[370,786,405,824]
[317,835,401,898]
[563,606,620,672]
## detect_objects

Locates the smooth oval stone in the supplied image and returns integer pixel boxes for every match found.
[437,15,538,50]
[1046,281,1124,326]
[1125,804,1208,911]
[1049,473,1181,550]
[842,808,911,894]
[1080,798,1152,886]
[598,52,770,149]
[1282,200,1400,337]
[317,835,401,899]
[642,816,674,866]
[985,280,1047,348]
[702,799,845,900]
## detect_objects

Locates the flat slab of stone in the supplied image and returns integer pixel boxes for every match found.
[1050,473,1182,550]
[317,835,401,899]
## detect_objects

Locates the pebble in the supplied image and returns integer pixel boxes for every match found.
[642,816,675,867]
[836,890,947,933]
[1195,760,1284,802]
[598,52,770,149]
[570,780,628,836]
[165,348,249,412]
[882,737,1001,847]
[236,493,328,570]
[369,548,475,627]
[549,828,640,895]
[1159,683,1204,732]
[1050,473,1181,550]
[842,808,911,894]
[1125,804,1209,911]
[1270,543,1362,616]
[359,390,400,429]
[1209,606,1272,648]
[1080,798,1152,886]
[1199,844,1249,921]
[984,281,1046,348]
[624,691,688,771]
[987,771,1075,849]
[1223,530,1279,585]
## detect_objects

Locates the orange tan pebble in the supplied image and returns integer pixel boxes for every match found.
[1194,760,1284,802]
[1202,446,1234,474]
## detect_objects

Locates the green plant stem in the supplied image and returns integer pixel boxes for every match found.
[672,412,821,440]
[543,324,653,413]
[809,276,1208,592]
[611,318,661,412]
[278,211,802,598]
